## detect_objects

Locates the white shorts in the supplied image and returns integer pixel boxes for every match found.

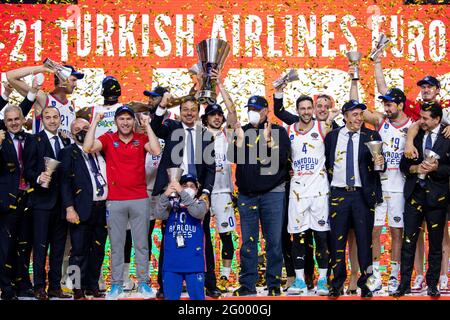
[211,193,236,233]
[374,191,404,228]
[288,195,330,233]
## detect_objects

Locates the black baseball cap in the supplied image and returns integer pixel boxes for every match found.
[417,76,440,88]
[101,76,121,99]
[204,103,224,116]
[63,65,84,80]
[378,88,406,104]
[144,86,169,97]
[180,174,198,187]
[341,100,367,113]
[114,104,135,118]
[246,95,268,109]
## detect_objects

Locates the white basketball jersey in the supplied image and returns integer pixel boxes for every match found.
[212,129,233,194]
[145,111,176,191]
[288,121,329,197]
[91,103,122,138]
[378,117,413,192]
[33,94,75,136]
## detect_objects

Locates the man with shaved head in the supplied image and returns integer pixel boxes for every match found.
[59,118,108,299]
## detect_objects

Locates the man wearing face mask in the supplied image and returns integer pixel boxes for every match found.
[59,118,108,299]
[230,95,291,296]
[0,106,34,300]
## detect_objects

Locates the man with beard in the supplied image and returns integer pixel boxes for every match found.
[353,84,413,294]
[324,100,385,298]
[6,63,84,136]
[273,88,338,296]
[83,105,161,300]
[59,118,108,299]
[0,106,34,300]
[395,102,450,297]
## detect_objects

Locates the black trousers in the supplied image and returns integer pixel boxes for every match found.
[400,186,447,288]
[0,191,33,293]
[33,205,68,290]
[68,201,107,290]
[304,229,316,279]
[329,188,373,290]
[282,182,295,278]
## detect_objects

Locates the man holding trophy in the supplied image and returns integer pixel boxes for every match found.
[23,106,71,300]
[395,102,450,297]
[6,59,84,136]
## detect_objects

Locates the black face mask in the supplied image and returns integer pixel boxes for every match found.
[75,130,87,144]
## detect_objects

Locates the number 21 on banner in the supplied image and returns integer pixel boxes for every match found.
[9,19,42,62]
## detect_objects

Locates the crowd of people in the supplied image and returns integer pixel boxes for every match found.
[0,54,449,300]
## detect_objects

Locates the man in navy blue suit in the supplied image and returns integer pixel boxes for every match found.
[59,118,108,299]
[0,105,34,300]
[324,100,385,298]
[23,106,71,300]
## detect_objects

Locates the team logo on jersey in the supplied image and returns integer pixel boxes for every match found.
[113,141,120,148]
[51,101,56,107]
[400,128,409,134]
[132,140,140,146]
[384,123,389,129]
[311,133,319,139]
[393,216,402,223]
[318,219,326,226]
[69,106,74,112]
[221,222,229,228]
[290,134,295,140]
[196,273,204,282]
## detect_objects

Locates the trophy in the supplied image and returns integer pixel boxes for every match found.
[188,63,201,76]
[43,58,72,84]
[418,149,440,180]
[196,38,231,105]
[346,51,362,80]
[42,157,61,188]
[166,167,184,197]
[369,33,391,61]
[273,69,300,89]
[365,141,383,171]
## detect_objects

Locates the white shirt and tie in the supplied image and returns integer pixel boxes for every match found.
[79,148,108,201]
[331,126,362,188]
[422,125,440,153]
[44,129,64,158]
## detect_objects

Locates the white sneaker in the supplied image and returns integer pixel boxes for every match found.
[388,276,399,295]
[439,275,449,292]
[411,275,427,293]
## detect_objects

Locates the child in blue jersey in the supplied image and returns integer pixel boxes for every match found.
[155,174,209,300]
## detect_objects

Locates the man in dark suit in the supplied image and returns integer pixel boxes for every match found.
[23,106,71,300]
[324,100,385,298]
[0,106,34,300]
[59,118,108,299]
[150,95,218,297]
[394,102,450,297]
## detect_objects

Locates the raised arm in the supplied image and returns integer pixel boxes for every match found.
[211,69,237,129]
[404,121,420,159]
[83,112,103,153]
[273,83,299,125]
[140,114,161,155]
[374,56,388,95]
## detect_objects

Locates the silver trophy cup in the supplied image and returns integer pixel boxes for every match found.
[365,141,383,171]
[369,33,391,61]
[418,149,440,180]
[166,168,184,197]
[42,157,61,188]
[273,69,300,89]
[196,38,231,104]
[346,51,363,80]
[43,58,72,84]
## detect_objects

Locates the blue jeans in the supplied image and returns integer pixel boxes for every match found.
[237,192,285,290]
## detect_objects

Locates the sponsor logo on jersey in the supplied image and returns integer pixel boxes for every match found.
[51,101,56,107]
[384,123,389,129]
[318,219,326,226]
[69,106,74,112]
[221,222,229,228]
[132,140,140,146]
[113,141,120,148]
[290,134,295,140]
[393,216,402,223]
[311,132,319,139]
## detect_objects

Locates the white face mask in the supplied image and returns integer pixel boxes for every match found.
[184,188,197,199]
[248,110,261,126]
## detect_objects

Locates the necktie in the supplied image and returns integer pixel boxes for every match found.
[186,128,197,177]
[425,132,433,151]
[53,136,61,158]
[15,136,27,190]
[87,153,104,197]
[346,132,355,187]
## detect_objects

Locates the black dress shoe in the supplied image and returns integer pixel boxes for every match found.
[427,286,440,297]
[85,289,105,298]
[1,290,18,300]
[393,285,411,297]
[328,287,343,297]
[267,287,281,296]
[346,288,358,295]
[156,289,164,299]
[34,288,49,301]
[305,274,315,290]
[360,285,373,298]
[232,286,257,296]
[73,289,86,300]
[17,288,35,298]
[48,288,71,299]
[205,287,222,298]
